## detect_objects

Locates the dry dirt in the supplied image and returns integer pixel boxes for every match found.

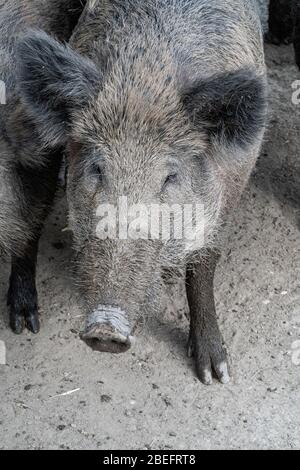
[0,44,300,450]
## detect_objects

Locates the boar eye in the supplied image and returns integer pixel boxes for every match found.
[91,163,103,182]
[163,173,178,189]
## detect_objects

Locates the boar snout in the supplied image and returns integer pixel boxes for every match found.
[81,306,134,353]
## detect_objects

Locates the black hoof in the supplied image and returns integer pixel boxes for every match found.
[10,314,25,335]
[25,312,40,334]
[7,275,40,335]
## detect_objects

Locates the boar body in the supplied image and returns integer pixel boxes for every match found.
[17,0,268,383]
[0,1,85,332]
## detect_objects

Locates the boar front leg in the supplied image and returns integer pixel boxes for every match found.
[7,240,39,334]
[7,153,61,334]
[186,251,230,385]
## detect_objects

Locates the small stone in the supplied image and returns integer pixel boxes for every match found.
[101,394,112,403]
[267,387,277,393]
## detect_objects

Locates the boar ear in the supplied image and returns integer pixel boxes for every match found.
[17,30,100,147]
[182,69,267,148]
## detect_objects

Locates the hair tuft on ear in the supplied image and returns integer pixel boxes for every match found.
[16,29,100,147]
[182,68,268,149]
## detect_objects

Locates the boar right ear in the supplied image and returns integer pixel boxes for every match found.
[182,69,267,149]
[17,30,100,147]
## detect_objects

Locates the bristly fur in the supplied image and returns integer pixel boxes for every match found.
[16,0,268,325]
[0,1,86,257]
[17,30,100,148]
[182,68,268,149]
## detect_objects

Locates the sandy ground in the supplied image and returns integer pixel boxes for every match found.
[0,44,300,450]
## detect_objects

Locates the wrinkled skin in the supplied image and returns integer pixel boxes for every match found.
[0,0,86,333]
[16,0,267,384]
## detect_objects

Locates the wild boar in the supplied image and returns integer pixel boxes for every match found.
[16,0,268,384]
[0,0,86,333]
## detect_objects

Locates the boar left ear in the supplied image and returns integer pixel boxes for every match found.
[17,30,100,147]
[182,69,267,148]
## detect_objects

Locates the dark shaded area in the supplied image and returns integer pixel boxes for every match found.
[267,0,300,70]
[294,1,300,68]
[267,0,294,45]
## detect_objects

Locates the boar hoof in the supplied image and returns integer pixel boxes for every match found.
[8,307,40,335]
[7,289,40,335]
[9,314,25,335]
[188,332,230,385]
[25,313,40,334]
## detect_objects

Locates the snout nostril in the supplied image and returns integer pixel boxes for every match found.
[82,335,132,354]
